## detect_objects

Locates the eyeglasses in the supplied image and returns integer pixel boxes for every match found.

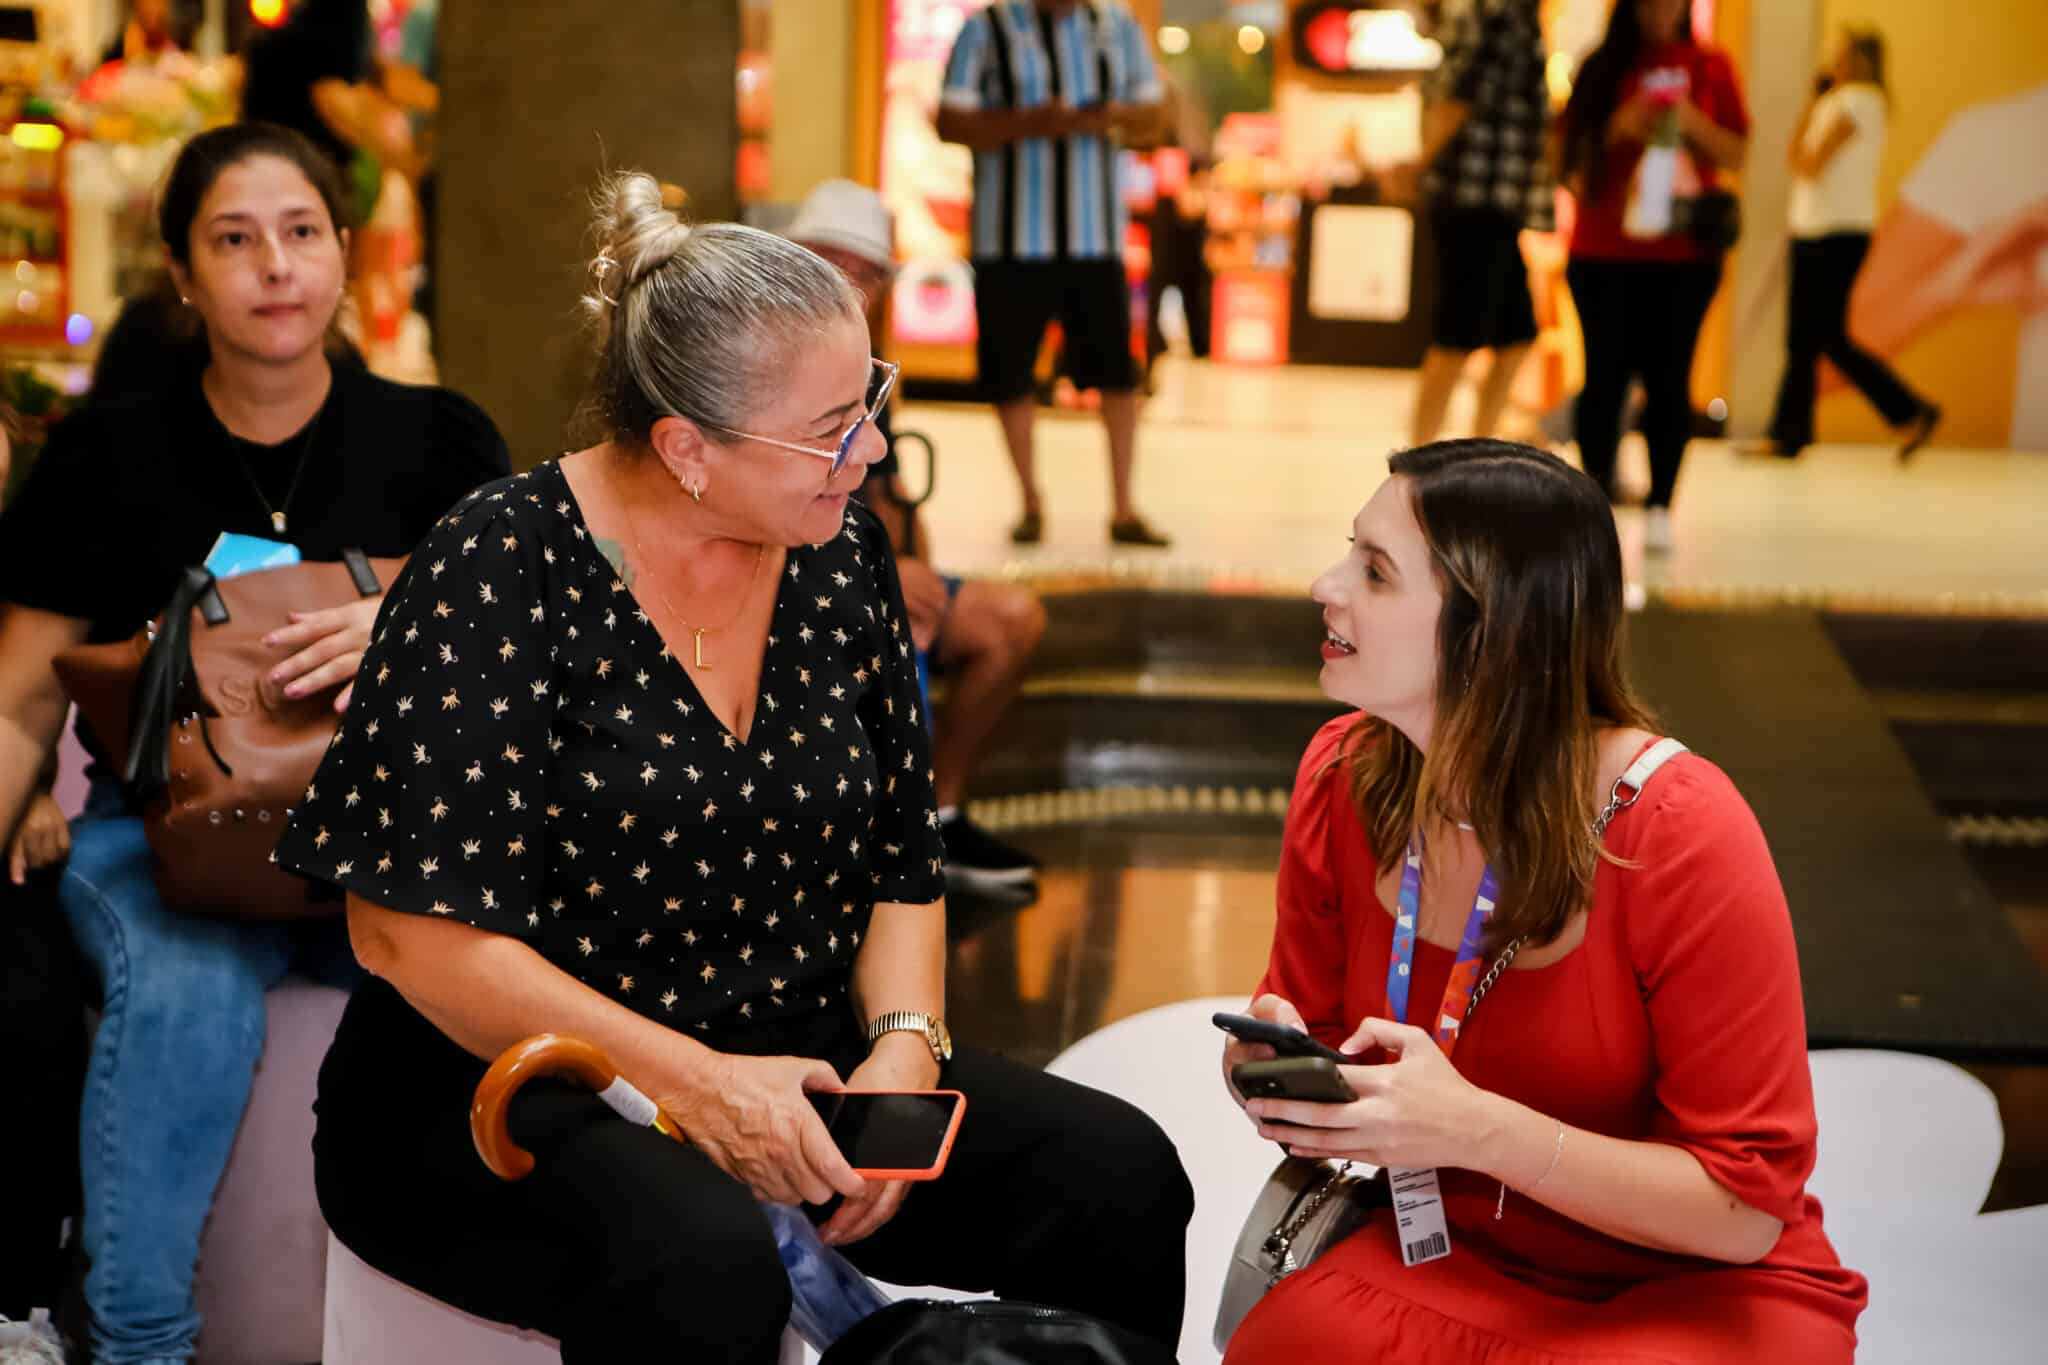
[705,358,899,478]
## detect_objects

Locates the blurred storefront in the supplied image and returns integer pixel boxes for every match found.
[0,2,233,367]
[0,0,441,400]
[822,1,1586,394]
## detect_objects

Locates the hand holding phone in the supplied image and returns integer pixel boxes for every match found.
[1232,1056,1357,1104]
[806,1089,966,1182]
[1212,1011,1351,1065]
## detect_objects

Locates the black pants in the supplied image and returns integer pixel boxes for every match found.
[1146,203,1212,364]
[0,870,87,1317]
[1767,232,1924,449]
[1568,256,1722,509]
[315,981,1193,1363]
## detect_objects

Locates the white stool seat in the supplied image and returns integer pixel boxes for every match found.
[1805,1048,2044,1363]
[323,1234,561,1364]
[1806,1047,2002,1214]
[1047,996,1267,1365]
[323,1231,815,1363]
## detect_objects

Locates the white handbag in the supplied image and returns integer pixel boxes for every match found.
[1213,739,1691,1351]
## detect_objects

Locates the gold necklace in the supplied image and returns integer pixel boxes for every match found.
[628,528,766,670]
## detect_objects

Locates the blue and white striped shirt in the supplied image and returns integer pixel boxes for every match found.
[940,2,1163,263]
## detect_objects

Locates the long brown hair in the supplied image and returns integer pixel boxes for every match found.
[1342,441,1656,950]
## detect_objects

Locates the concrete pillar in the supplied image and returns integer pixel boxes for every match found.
[1724,0,1821,437]
[768,0,855,202]
[435,0,740,466]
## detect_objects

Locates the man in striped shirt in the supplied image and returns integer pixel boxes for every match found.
[938,0,1169,547]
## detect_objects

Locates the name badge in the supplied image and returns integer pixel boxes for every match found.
[1389,1165,1452,1266]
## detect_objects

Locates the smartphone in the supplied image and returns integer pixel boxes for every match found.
[807,1089,966,1181]
[1232,1056,1357,1103]
[1212,1011,1351,1066]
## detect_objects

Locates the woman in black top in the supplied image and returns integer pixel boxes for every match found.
[277,173,1193,1362]
[0,123,507,1362]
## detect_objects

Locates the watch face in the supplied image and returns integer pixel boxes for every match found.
[931,1018,954,1060]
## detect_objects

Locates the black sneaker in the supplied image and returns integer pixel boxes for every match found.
[1897,403,1941,463]
[940,814,1039,890]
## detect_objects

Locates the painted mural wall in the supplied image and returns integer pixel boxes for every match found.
[1816,0,2048,449]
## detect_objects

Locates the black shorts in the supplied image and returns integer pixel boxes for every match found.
[1428,209,1539,353]
[973,258,1138,401]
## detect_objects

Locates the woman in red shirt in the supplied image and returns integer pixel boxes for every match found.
[1558,0,1749,554]
[1220,440,1865,1364]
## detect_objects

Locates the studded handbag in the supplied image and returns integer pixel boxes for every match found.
[51,550,402,919]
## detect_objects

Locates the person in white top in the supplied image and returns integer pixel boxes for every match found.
[1848,79,2048,454]
[1744,27,1938,460]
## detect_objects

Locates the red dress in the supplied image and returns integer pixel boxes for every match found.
[1225,717,1867,1364]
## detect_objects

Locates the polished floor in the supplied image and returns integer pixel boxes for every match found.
[914,357,2048,1216]
[898,359,2048,614]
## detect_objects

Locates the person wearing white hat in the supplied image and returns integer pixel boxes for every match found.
[788,180,898,314]
[791,181,1049,896]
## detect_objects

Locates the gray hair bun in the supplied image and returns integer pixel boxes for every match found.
[585,171,692,318]
[579,169,863,439]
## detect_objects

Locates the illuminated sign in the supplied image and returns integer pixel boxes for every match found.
[1293,3,1444,77]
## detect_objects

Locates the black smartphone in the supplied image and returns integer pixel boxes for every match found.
[1212,1011,1351,1065]
[1232,1056,1357,1103]
[806,1089,967,1181]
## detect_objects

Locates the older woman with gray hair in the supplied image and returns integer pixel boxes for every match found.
[275,171,1191,1361]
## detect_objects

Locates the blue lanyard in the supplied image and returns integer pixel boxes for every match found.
[1384,835,1501,1057]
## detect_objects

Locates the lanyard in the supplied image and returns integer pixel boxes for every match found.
[1383,835,1500,1060]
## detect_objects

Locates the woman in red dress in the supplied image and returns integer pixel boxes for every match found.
[1221,440,1866,1363]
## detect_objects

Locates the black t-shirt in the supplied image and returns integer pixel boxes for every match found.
[0,361,509,645]
[274,461,948,1047]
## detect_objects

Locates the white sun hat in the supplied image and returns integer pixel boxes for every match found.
[787,179,895,273]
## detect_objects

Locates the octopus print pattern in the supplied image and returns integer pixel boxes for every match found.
[274,460,947,1043]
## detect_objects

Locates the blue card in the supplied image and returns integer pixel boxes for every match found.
[205,532,302,580]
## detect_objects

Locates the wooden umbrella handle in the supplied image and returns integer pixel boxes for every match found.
[470,1032,687,1180]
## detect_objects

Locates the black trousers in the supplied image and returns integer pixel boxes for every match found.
[315,982,1194,1364]
[1767,232,1924,448]
[1146,202,1212,364]
[0,870,87,1317]
[1568,256,1723,509]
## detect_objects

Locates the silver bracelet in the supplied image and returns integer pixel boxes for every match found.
[1529,1119,1567,1190]
[1495,1119,1568,1221]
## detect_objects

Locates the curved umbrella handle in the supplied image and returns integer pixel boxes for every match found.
[470,1032,686,1180]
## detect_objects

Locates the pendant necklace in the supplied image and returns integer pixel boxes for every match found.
[629,523,766,670]
[226,395,325,537]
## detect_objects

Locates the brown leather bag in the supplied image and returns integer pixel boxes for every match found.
[52,550,404,919]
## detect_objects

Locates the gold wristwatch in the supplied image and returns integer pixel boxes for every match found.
[868,1011,953,1065]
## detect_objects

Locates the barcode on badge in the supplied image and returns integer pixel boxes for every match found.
[1405,1232,1448,1262]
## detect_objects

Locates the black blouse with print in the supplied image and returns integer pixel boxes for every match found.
[274,460,947,1042]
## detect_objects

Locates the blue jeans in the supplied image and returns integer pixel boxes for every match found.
[59,783,358,1365]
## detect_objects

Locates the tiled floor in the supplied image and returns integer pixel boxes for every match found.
[900,359,2048,613]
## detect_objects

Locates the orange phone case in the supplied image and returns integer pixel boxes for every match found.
[814,1088,968,1181]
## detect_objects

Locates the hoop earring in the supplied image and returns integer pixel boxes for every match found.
[686,482,703,504]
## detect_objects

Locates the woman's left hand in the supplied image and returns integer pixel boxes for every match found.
[815,1036,941,1247]
[266,595,384,713]
[1245,1017,1504,1171]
